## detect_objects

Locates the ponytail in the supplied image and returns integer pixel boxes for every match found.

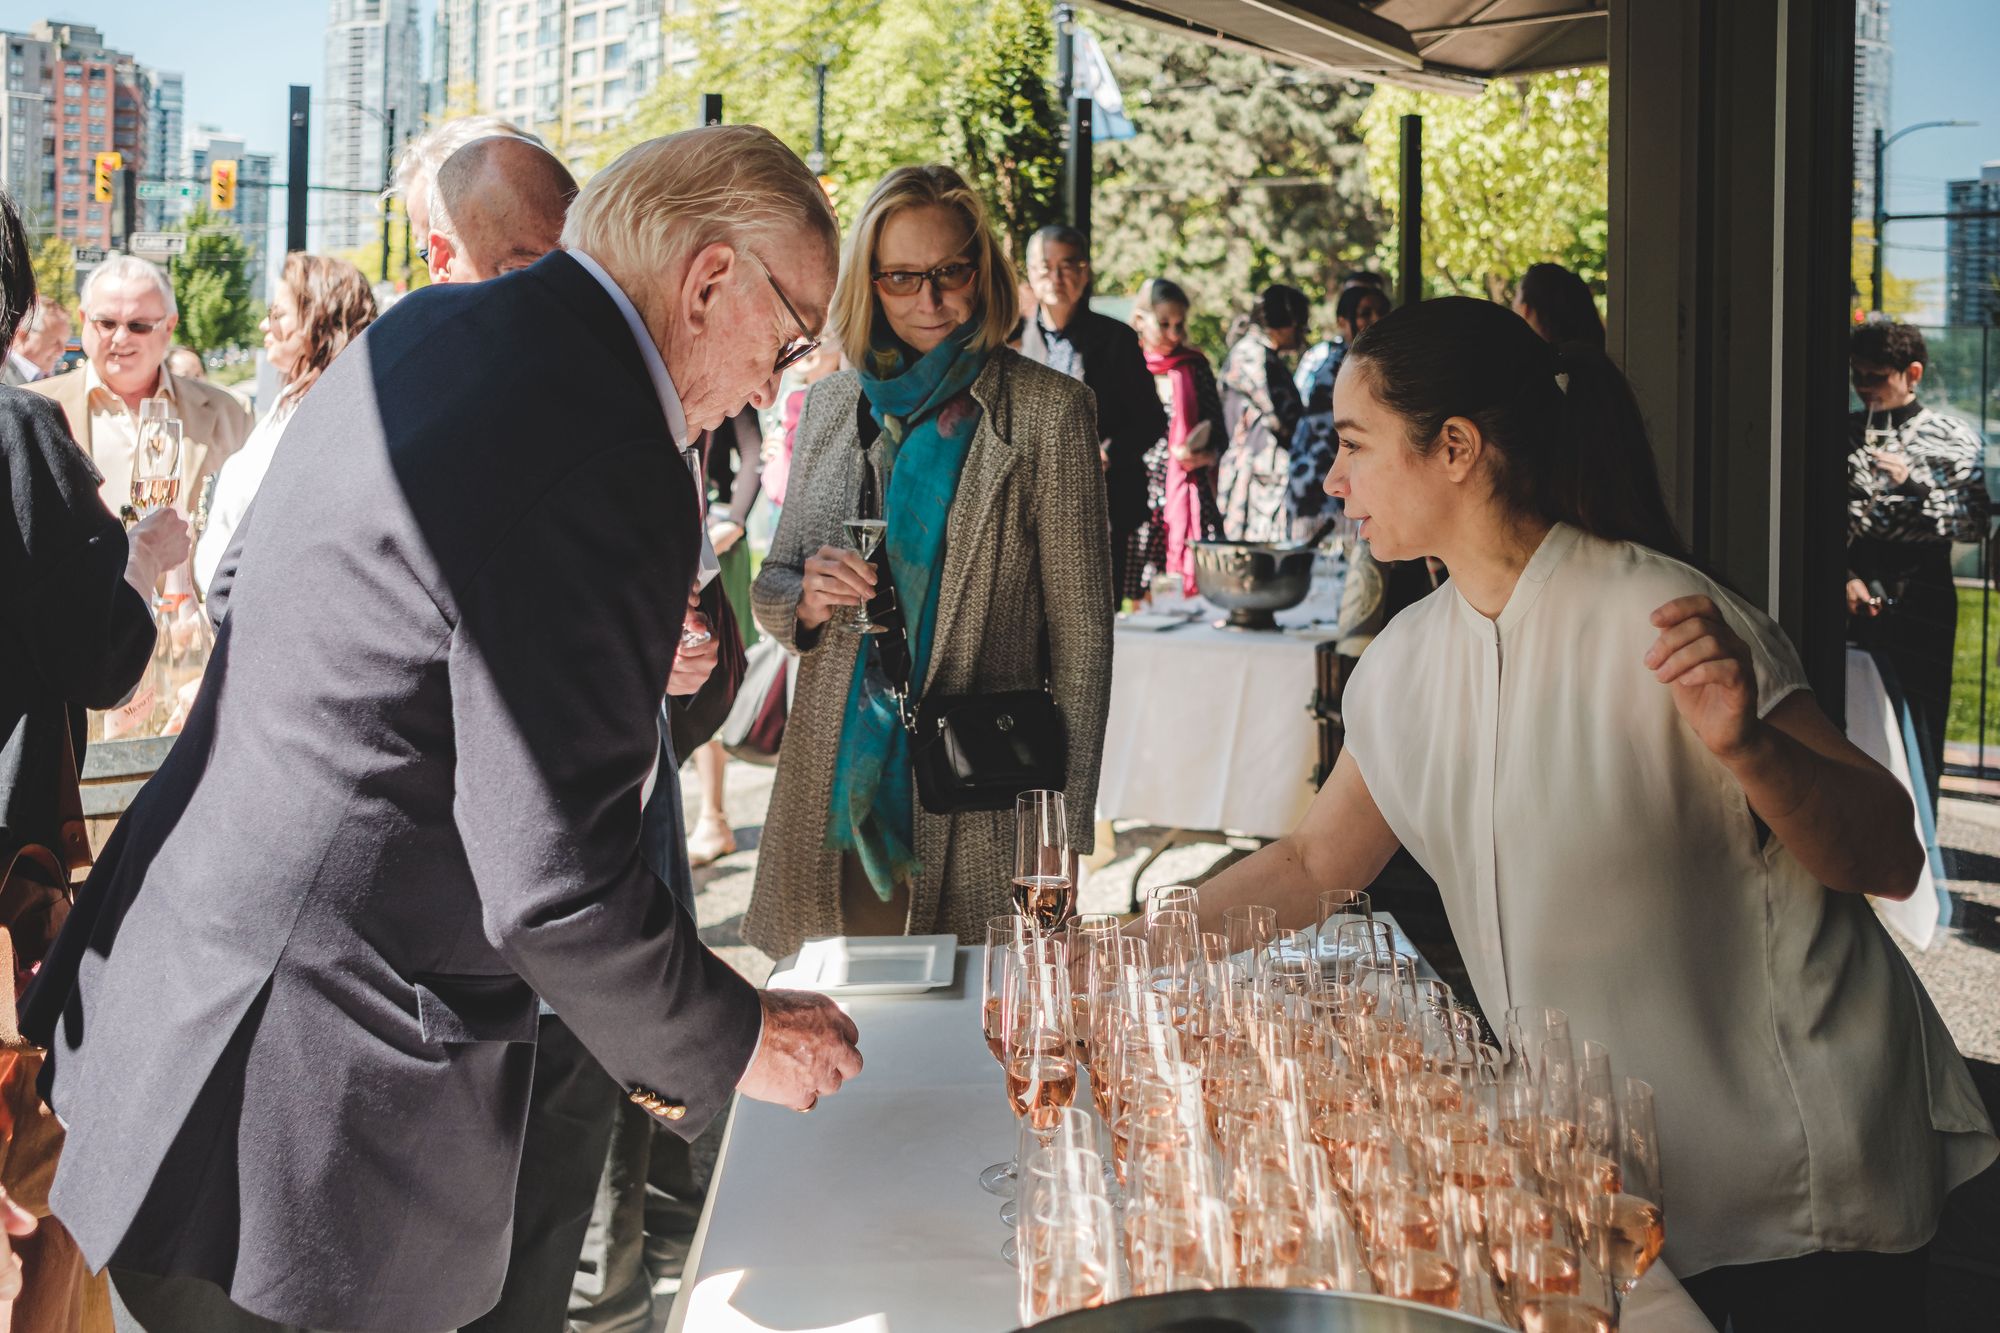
[1347,296,1688,561]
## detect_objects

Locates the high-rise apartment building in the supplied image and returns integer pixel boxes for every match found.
[1947,163,2000,327]
[471,1,667,151]
[2,22,149,251]
[432,0,483,115]
[143,69,183,232]
[1854,0,1892,219]
[188,127,275,300]
[322,0,424,251]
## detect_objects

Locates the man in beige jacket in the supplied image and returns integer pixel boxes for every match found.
[30,255,250,528]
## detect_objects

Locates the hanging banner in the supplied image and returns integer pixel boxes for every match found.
[1074,26,1137,142]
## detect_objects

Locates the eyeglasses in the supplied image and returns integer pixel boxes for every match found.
[871,261,978,299]
[1850,367,1900,388]
[747,251,821,375]
[90,315,161,337]
[1029,259,1090,280]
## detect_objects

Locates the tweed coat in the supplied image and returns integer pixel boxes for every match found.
[746,350,1113,958]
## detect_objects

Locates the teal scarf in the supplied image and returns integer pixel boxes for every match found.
[826,326,988,899]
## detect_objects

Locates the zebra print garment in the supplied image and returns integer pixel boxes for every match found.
[1846,402,1990,545]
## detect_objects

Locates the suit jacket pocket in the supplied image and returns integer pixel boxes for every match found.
[413,973,539,1045]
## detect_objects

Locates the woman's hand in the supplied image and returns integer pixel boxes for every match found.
[125,506,191,595]
[796,545,876,631]
[1646,595,1759,762]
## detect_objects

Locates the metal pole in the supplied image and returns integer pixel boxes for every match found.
[381,107,395,284]
[287,86,310,255]
[1871,127,1885,314]
[1066,96,1093,236]
[1055,4,1075,107]
[701,94,723,126]
[1398,114,1422,307]
[807,64,827,175]
[1983,325,1993,776]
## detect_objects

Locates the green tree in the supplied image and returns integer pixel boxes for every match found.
[1850,220,1920,321]
[169,205,260,355]
[943,0,1065,256]
[1357,70,1608,305]
[1090,16,1379,356]
[30,236,78,315]
[336,196,430,296]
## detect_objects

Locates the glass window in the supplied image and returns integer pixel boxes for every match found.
[605,41,627,72]
[605,5,630,36]
[573,12,598,42]
[514,59,527,79]
[63,81,81,97]
[87,205,101,220]
[572,49,597,79]
[575,85,597,111]
[515,31,528,50]
[603,77,629,111]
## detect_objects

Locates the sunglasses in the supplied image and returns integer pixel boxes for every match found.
[748,252,820,375]
[90,315,162,337]
[872,261,978,299]
[1850,367,1903,388]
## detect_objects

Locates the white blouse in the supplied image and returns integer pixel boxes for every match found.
[1343,523,1996,1276]
[194,396,298,597]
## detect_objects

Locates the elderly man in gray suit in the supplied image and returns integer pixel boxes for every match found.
[22,125,860,1333]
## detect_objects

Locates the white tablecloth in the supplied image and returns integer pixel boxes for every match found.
[1095,618,1332,840]
[668,935,1715,1333]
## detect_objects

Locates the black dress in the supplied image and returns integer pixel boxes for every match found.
[0,388,155,862]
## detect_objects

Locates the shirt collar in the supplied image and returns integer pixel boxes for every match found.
[7,351,39,382]
[566,247,689,448]
[84,358,174,411]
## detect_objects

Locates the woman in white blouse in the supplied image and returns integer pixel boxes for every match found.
[193,253,376,595]
[1190,297,1996,1330]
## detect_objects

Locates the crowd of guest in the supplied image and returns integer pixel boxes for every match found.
[1,99,1992,1333]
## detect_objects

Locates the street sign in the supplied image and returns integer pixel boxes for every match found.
[129,232,187,256]
[71,246,108,266]
[136,182,195,201]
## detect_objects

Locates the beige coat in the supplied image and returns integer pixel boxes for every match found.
[27,363,252,521]
[745,350,1113,959]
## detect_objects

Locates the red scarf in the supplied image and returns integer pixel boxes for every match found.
[1144,343,1212,596]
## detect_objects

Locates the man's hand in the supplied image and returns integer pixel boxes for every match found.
[1869,448,1913,487]
[668,589,719,697]
[796,545,876,631]
[735,989,863,1112]
[1845,577,1881,618]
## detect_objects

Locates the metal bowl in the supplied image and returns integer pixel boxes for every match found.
[1022,1288,1507,1332]
[1190,541,1316,630]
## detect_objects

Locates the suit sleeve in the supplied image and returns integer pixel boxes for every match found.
[1037,381,1116,855]
[7,396,156,708]
[447,439,761,1137]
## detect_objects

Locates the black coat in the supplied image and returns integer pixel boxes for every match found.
[1031,309,1167,535]
[0,390,154,860]
[22,252,762,1331]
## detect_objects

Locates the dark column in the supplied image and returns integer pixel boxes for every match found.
[700,94,723,126]
[1397,114,1422,307]
[287,86,310,256]
[1066,96,1093,237]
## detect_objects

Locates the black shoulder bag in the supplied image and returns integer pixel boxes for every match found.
[857,358,1069,815]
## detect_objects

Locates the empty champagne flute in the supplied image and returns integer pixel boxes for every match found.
[1013,789,1073,930]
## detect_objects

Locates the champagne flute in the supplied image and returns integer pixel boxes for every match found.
[1518,1235,1618,1333]
[1013,789,1073,931]
[131,415,182,518]
[1580,1077,1664,1311]
[979,926,1028,1197]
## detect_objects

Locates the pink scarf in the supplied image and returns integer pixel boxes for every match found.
[1145,344,1212,597]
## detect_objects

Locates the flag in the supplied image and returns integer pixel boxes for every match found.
[1074,26,1137,142]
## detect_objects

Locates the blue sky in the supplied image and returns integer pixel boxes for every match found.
[40,0,2000,317]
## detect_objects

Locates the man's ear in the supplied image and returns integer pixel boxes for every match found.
[1908,361,1926,391]
[678,241,739,336]
[427,231,455,284]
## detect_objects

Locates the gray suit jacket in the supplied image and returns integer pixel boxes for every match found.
[22,252,762,1331]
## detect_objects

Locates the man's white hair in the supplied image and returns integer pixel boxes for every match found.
[392,114,539,201]
[81,255,176,318]
[562,126,837,312]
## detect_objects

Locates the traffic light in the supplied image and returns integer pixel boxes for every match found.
[210,158,238,212]
[93,151,122,204]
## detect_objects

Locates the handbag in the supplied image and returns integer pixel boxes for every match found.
[719,636,792,765]
[859,356,1068,815]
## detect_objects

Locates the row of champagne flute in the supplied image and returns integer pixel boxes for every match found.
[981,891,1665,1327]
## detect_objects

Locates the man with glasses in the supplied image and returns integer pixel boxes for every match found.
[25,126,859,1333]
[29,255,250,532]
[1019,224,1165,601]
[1844,318,1990,809]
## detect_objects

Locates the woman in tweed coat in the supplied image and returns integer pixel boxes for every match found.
[746,165,1113,959]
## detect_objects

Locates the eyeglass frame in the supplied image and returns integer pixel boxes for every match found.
[870,260,980,300]
[745,250,821,375]
[87,313,165,338]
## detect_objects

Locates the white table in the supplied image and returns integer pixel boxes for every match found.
[1096,616,1333,841]
[668,940,1716,1333]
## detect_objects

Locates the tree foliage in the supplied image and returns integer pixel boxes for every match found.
[335,196,429,299]
[169,205,260,355]
[30,236,77,316]
[1090,18,1378,356]
[942,0,1065,255]
[1850,220,1922,321]
[1358,70,1608,305]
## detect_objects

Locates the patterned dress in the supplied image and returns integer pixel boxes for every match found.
[1217,333,1304,542]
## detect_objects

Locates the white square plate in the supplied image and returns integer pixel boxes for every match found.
[768,935,958,996]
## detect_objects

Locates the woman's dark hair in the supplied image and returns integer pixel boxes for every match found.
[1347,295,1687,561]
[1849,319,1927,370]
[0,191,35,351]
[1335,284,1389,328]
[1250,284,1309,332]
[1516,263,1604,349]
